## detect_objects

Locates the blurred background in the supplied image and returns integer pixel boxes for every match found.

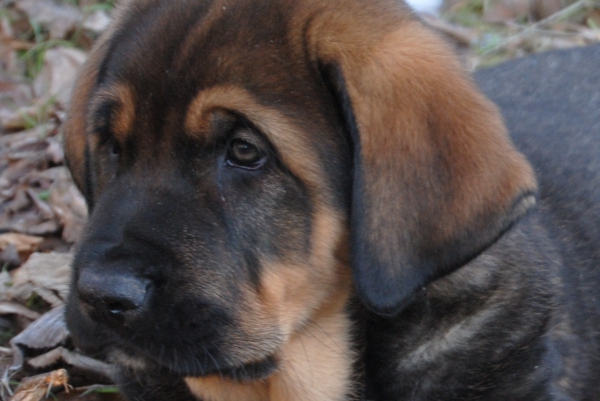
[0,0,598,399]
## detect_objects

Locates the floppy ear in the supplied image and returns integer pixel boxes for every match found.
[63,26,116,207]
[63,59,96,201]
[316,18,537,315]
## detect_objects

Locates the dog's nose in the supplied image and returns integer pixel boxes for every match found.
[77,270,151,325]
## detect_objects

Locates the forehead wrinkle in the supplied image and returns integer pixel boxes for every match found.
[185,85,324,193]
[172,0,228,73]
[88,84,136,144]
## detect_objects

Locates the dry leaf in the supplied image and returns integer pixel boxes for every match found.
[45,138,64,165]
[0,210,61,238]
[4,187,33,214]
[15,0,83,40]
[0,125,54,156]
[82,11,111,34]
[0,106,43,132]
[0,233,44,253]
[0,18,20,74]
[0,302,41,321]
[7,252,72,308]
[9,306,115,388]
[10,306,69,369]
[33,48,87,107]
[0,232,44,268]
[0,269,12,301]
[0,244,20,268]
[46,168,86,243]
[9,369,70,401]
[0,127,82,238]
[0,81,33,117]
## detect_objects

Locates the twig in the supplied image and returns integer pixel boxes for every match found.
[479,0,597,56]
[423,15,479,46]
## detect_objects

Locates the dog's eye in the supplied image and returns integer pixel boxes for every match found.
[111,142,121,156]
[226,138,265,169]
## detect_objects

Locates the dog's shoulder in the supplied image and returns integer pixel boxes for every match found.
[475,45,600,179]
[476,45,600,260]
[474,46,600,397]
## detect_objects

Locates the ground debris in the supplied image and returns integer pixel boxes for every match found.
[8,368,70,401]
[6,252,71,309]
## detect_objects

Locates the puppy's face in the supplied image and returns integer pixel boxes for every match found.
[65,0,536,389]
[65,0,352,379]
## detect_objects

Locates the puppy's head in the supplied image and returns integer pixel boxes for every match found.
[64,0,536,381]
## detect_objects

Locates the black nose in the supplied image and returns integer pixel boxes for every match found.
[77,270,151,325]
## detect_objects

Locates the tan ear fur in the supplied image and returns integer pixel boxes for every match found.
[62,0,138,201]
[63,54,99,194]
[310,14,537,315]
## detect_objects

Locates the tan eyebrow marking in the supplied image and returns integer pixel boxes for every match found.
[90,84,136,143]
[185,85,323,194]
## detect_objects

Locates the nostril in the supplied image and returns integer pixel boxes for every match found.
[108,301,131,315]
[77,270,151,323]
[105,295,144,315]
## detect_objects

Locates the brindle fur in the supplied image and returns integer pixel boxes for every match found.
[63,0,600,399]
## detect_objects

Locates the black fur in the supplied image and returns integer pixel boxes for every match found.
[360,45,600,400]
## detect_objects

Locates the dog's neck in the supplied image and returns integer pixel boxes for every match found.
[185,272,356,401]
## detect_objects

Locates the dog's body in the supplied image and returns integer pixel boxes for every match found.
[62,0,600,399]
[363,46,600,400]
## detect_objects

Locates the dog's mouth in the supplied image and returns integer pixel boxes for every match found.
[67,292,282,382]
[200,355,279,381]
[109,343,279,382]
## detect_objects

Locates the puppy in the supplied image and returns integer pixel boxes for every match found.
[62,0,600,399]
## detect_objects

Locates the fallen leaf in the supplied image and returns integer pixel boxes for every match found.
[9,369,71,401]
[7,252,72,308]
[0,233,44,253]
[46,168,87,243]
[15,0,83,40]
[33,47,87,107]
[0,269,13,301]
[0,81,33,119]
[10,306,69,370]
[0,106,46,132]
[0,302,41,321]
[0,124,54,156]
[0,18,20,74]
[26,189,54,221]
[45,138,64,165]
[0,243,21,268]
[0,232,44,267]
[82,11,111,34]
[0,209,61,238]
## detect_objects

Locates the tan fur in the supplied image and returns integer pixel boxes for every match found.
[315,16,535,238]
[63,0,139,189]
[62,38,106,190]
[90,84,136,143]
[186,208,354,401]
[298,8,537,277]
[185,298,353,401]
[352,23,534,233]
[185,86,324,194]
